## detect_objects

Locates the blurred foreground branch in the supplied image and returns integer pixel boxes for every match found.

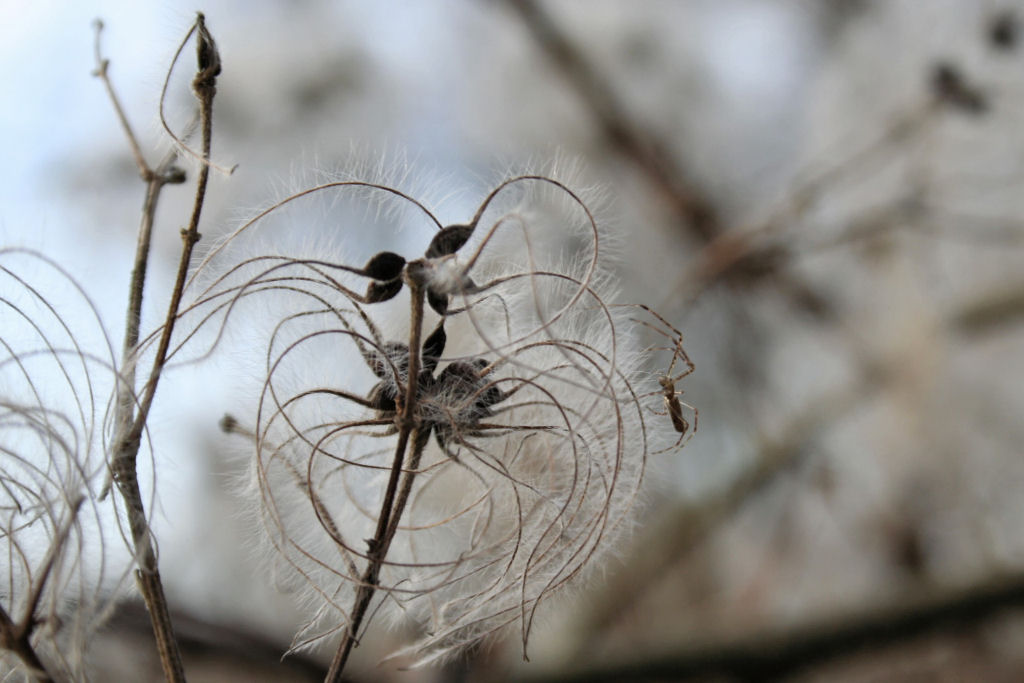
[524,571,1024,682]
[952,280,1024,336]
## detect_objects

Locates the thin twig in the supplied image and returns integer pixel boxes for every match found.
[101,13,222,683]
[325,278,428,682]
[94,19,185,503]
[0,604,53,683]
[157,20,235,177]
[0,500,82,682]
[122,13,218,447]
[91,20,149,181]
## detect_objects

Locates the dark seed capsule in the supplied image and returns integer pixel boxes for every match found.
[422,322,447,373]
[435,360,502,421]
[365,278,404,304]
[427,288,449,315]
[426,224,474,258]
[363,251,406,281]
[219,414,238,433]
[368,381,397,413]
[368,342,408,379]
[474,360,504,408]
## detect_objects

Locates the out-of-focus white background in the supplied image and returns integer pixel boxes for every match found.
[4,1,1024,680]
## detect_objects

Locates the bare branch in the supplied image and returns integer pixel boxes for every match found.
[503,0,716,238]
[91,20,150,181]
[101,12,225,683]
[520,572,1024,683]
[0,602,54,682]
[502,0,838,323]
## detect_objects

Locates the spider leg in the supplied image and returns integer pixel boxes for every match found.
[653,401,698,454]
[626,304,692,369]
[667,345,696,383]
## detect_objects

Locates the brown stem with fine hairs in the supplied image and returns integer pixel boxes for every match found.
[0,606,53,683]
[101,13,221,683]
[0,498,84,682]
[93,20,186,505]
[325,276,428,682]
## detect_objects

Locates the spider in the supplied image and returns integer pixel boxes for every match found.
[629,304,697,453]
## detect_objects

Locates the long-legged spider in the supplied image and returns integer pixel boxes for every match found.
[629,304,697,453]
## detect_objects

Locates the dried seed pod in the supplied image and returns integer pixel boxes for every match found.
[427,288,448,315]
[184,170,692,668]
[425,224,473,258]
[422,322,446,374]
[362,251,406,281]
[365,278,403,304]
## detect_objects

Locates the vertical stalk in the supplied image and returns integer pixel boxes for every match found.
[325,277,427,682]
[102,14,221,683]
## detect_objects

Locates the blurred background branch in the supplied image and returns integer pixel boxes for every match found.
[522,571,1024,683]
[4,0,1024,680]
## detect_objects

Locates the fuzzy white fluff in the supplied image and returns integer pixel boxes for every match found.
[0,249,136,680]
[182,162,679,666]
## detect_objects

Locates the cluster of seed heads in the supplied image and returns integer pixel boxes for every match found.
[185,173,695,665]
[363,323,507,460]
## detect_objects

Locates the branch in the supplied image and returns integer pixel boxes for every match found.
[503,0,838,322]
[100,13,223,683]
[503,0,717,238]
[91,20,151,181]
[0,603,53,682]
[522,572,1024,682]
[92,18,185,502]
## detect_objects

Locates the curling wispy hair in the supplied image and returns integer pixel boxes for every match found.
[177,164,687,665]
[0,249,136,679]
